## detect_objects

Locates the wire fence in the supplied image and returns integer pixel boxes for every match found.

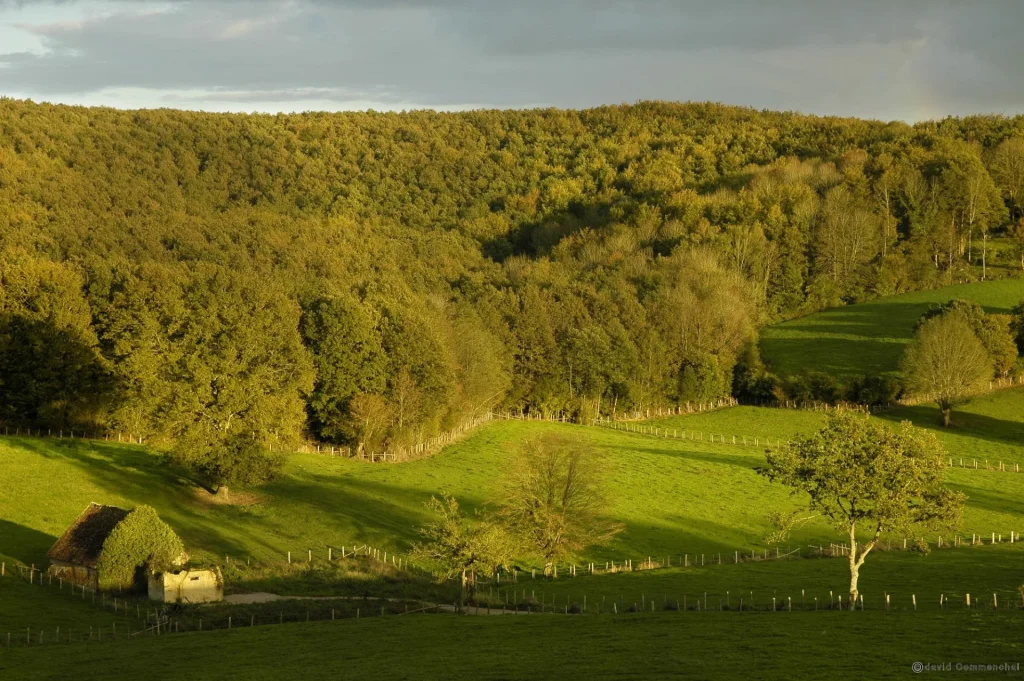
[5,558,1023,651]
[0,412,496,465]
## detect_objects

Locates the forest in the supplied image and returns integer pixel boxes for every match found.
[2,98,1024,481]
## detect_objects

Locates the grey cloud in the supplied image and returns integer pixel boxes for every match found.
[0,0,1022,118]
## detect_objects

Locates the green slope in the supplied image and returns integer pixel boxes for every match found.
[760,279,1024,381]
[3,392,1023,571]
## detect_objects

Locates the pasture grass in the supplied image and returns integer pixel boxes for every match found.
[2,389,1023,572]
[760,279,1024,381]
[1,608,1022,681]
[486,543,1024,614]
[0,571,141,638]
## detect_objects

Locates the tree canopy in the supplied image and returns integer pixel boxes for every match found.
[1,99,1022,469]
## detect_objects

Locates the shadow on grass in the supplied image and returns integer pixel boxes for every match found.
[4,435,456,561]
[611,442,766,471]
[0,520,56,565]
[879,404,1024,452]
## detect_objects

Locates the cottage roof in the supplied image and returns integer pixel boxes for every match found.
[47,503,129,568]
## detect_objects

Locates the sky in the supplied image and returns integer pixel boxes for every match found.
[0,0,1021,122]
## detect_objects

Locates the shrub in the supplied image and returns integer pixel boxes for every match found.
[847,374,902,406]
[97,505,185,591]
[784,371,840,404]
[677,355,729,404]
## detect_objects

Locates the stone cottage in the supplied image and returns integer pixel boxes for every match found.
[47,502,130,590]
[47,502,218,602]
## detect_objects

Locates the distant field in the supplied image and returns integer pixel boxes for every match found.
[2,610,1022,681]
[642,389,1024,468]
[760,279,1024,381]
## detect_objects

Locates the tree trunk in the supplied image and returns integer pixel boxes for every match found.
[942,406,951,428]
[459,569,466,613]
[982,233,987,280]
[848,525,859,609]
[543,560,554,578]
[215,486,230,501]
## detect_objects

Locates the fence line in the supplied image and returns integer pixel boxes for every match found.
[588,416,1024,475]
[0,412,496,466]
[5,533,1023,649]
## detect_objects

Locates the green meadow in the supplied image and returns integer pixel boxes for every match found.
[3,390,1023,572]
[760,279,1024,381]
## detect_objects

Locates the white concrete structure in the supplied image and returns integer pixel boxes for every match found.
[148,568,223,603]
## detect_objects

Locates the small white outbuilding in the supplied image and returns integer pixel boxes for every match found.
[148,568,223,603]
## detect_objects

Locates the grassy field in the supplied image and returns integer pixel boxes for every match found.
[760,279,1024,381]
[641,388,1024,467]
[0,572,141,639]
[2,393,1023,573]
[2,609,1022,681]
[480,544,1024,613]
[3,421,815,567]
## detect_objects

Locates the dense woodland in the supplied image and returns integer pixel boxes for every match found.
[2,99,1024,476]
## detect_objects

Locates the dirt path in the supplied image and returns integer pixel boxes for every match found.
[222,592,528,615]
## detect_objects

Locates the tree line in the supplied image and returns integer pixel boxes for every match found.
[1,99,1023,487]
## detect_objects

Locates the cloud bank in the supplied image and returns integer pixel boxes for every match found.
[0,0,1021,120]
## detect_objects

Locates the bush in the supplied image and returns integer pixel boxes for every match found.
[731,343,778,403]
[847,374,902,406]
[97,505,185,591]
[784,371,840,404]
[172,432,285,492]
[677,355,729,404]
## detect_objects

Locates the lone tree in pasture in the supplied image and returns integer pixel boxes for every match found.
[902,312,992,427]
[760,411,964,609]
[410,495,513,611]
[499,434,621,577]
[173,431,284,500]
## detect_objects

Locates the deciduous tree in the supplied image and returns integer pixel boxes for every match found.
[499,434,621,576]
[902,312,992,426]
[410,495,513,611]
[760,411,964,607]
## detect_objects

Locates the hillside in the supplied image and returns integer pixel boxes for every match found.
[760,279,1024,382]
[2,99,1024,471]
